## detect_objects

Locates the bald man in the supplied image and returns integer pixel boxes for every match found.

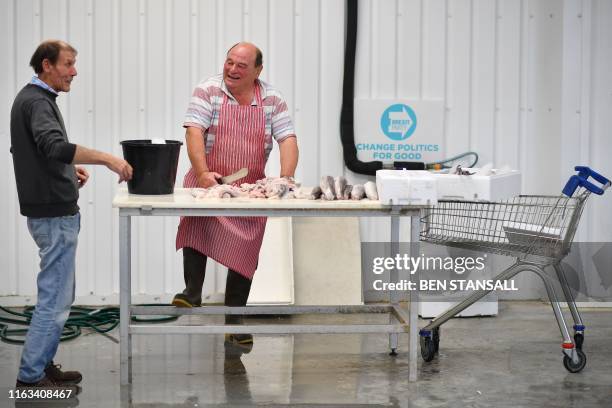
[174,42,298,350]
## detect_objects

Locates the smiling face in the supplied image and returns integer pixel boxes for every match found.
[41,49,77,93]
[223,43,262,95]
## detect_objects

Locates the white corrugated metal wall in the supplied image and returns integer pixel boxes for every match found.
[1,0,611,304]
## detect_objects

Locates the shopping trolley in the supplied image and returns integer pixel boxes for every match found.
[418,166,610,373]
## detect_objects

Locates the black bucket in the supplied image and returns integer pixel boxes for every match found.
[120,139,182,195]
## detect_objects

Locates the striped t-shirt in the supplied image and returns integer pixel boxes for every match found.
[183,74,295,160]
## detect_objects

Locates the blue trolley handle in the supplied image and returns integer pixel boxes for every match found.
[562,166,611,197]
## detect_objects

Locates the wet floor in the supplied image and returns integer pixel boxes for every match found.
[1,301,611,407]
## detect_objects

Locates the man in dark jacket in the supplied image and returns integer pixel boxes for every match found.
[10,39,132,396]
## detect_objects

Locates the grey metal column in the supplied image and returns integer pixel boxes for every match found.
[119,213,132,385]
[388,208,400,353]
[409,213,420,382]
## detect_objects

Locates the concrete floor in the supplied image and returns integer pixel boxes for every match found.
[1,301,611,407]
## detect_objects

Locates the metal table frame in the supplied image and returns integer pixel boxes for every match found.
[115,192,423,385]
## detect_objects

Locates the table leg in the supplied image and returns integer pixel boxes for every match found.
[389,210,400,354]
[409,214,420,382]
[120,215,132,385]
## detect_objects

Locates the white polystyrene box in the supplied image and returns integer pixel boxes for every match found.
[432,169,521,201]
[376,170,438,205]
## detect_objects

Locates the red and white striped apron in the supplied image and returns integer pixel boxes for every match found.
[176,85,267,280]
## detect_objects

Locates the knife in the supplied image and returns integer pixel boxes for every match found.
[220,167,249,184]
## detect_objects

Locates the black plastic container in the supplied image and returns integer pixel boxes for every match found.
[120,139,182,195]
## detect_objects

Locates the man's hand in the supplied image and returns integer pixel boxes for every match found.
[107,157,133,183]
[196,171,222,188]
[75,166,89,188]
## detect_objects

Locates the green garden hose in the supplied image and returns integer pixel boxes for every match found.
[0,305,178,344]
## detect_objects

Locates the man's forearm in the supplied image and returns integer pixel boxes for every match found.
[279,136,298,177]
[185,127,209,177]
[71,144,132,182]
[72,145,114,166]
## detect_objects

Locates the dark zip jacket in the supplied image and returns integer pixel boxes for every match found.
[10,84,79,217]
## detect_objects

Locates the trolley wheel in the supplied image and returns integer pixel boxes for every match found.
[574,333,584,350]
[420,336,436,362]
[563,349,587,373]
[432,327,441,354]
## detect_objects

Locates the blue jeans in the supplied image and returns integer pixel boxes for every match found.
[18,213,80,383]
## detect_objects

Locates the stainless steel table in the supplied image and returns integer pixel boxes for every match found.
[113,188,424,385]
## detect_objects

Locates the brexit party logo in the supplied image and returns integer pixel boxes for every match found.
[380,104,417,141]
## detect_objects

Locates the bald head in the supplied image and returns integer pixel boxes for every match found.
[227,42,263,67]
[223,42,264,96]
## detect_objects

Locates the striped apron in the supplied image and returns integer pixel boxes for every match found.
[176,86,267,280]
